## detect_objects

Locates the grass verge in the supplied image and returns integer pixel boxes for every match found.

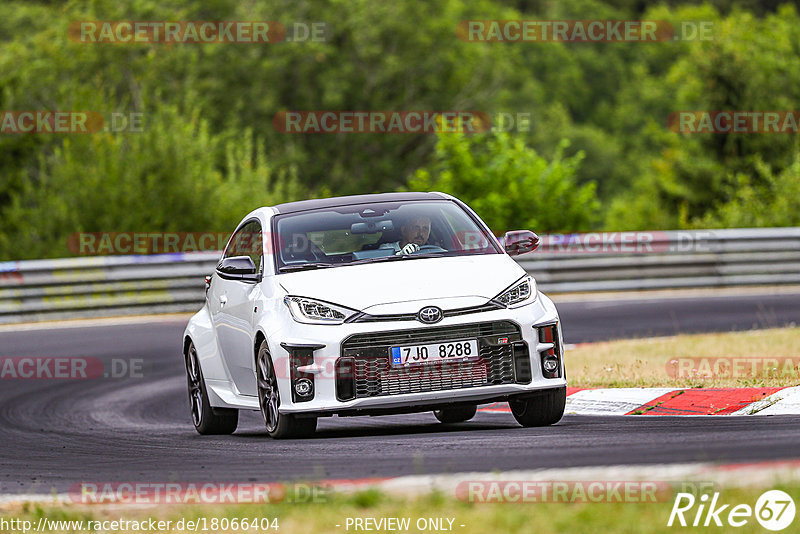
[566,327,800,388]
[2,484,799,533]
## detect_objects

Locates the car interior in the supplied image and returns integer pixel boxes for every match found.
[277,203,492,268]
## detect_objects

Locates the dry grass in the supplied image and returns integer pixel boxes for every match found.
[566,327,800,388]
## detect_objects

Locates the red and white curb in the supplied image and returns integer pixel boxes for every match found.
[480,386,800,416]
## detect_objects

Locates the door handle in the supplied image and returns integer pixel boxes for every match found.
[219,295,228,306]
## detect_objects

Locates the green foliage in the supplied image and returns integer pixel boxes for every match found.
[410,133,599,233]
[699,152,800,228]
[605,3,800,230]
[0,0,799,259]
[348,489,385,509]
[1,99,304,259]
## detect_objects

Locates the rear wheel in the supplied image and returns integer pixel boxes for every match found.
[433,405,477,423]
[185,342,238,435]
[509,387,566,427]
[256,340,317,439]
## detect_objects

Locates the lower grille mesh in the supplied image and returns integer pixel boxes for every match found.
[340,321,522,399]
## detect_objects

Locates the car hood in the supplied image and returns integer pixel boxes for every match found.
[277,254,527,312]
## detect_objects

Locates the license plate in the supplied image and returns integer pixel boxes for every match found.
[390,340,479,367]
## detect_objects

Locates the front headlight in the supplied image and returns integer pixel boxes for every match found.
[284,296,358,325]
[493,276,536,308]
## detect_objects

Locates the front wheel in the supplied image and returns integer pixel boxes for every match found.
[509,387,566,427]
[185,342,238,435]
[433,405,477,423]
[256,340,317,439]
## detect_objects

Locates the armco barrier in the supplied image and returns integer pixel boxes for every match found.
[0,228,798,324]
[0,253,221,324]
[520,227,800,292]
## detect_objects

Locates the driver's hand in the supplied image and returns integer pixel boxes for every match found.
[396,243,420,255]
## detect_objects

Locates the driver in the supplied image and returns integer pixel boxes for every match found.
[381,216,431,255]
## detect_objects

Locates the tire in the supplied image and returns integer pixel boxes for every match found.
[256,340,317,439]
[185,342,238,435]
[433,405,477,423]
[509,387,566,427]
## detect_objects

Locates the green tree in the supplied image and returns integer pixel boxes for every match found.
[0,100,304,259]
[700,152,800,228]
[409,132,599,233]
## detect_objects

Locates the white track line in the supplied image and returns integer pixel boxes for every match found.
[731,386,800,415]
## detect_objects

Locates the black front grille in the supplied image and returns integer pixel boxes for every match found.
[337,321,524,400]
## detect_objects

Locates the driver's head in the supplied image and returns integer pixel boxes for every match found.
[400,216,431,247]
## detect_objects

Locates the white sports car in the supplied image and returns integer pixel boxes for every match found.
[183,192,566,438]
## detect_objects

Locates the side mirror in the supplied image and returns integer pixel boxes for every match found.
[217,256,260,281]
[502,230,540,256]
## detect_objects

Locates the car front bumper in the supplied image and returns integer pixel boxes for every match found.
[267,292,566,416]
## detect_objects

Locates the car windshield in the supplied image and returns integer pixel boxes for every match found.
[273,200,500,272]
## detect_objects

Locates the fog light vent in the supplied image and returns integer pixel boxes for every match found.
[281,343,322,403]
[537,323,562,379]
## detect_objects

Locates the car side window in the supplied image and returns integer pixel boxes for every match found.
[222,220,263,272]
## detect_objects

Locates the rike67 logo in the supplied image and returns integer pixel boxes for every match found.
[668,490,796,531]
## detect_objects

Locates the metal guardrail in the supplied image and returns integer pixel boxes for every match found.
[0,253,221,324]
[519,227,800,293]
[0,228,798,324]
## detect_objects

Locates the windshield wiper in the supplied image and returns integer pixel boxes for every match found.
[407,252,450,259]
[349,252,450,266]
[278,263,334,273]
[349,255,406,266]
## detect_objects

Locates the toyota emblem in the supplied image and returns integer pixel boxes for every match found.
[418,306,443,324]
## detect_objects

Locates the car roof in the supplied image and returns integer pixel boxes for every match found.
[271,192,449,214]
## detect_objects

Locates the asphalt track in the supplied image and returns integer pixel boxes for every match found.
[1,291,799,494]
